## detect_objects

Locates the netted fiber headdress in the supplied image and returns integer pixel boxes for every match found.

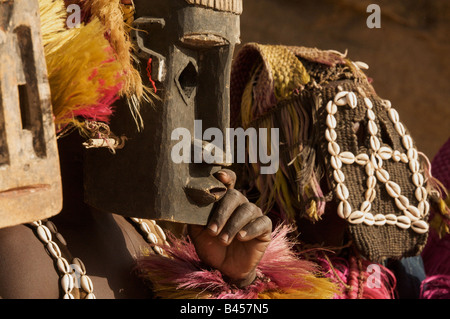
[231,43,434,262]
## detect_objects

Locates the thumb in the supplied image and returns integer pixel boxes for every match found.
[214,169,236,189]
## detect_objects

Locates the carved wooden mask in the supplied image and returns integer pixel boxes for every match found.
[84,0,241,225]
[0,0,62,229]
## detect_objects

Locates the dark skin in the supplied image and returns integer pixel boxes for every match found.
[190,169,272,287]
[0,134,272,298]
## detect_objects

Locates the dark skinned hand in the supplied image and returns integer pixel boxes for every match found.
[188,169,272,287]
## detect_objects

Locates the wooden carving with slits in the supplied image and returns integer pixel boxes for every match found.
[0,0,62,228]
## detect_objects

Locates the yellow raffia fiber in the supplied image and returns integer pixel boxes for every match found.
[238,45,316,223]
[86,0,154,129]
[257,45,310,100]
[430,195,450,238]
[258,275,338,299]
[145,272,337,299]
[39,0,124,132]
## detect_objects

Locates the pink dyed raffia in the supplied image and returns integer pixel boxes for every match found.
[420,137,450,299]
[420,275,450,299]
[317,255,397,299]
[136,225,335,299]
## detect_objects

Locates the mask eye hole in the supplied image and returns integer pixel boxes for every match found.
[378,120,395,149]
[178,61,198,99]
[353,120,367,147]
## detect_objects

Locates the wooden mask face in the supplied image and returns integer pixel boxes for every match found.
[84,0,242,225]
[0,0,62,228]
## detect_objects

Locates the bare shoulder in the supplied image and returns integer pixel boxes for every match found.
[0,224,60,299]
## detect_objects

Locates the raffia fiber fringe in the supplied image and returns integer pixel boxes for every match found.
[135,225,338,299]
[39,0,125,135]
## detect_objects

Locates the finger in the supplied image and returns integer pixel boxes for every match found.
[214,169,236,189]
[218,202,262,245]
[237,215,272,243]
[207,188,248,235]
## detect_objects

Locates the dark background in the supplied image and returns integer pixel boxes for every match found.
[237,0,450,160]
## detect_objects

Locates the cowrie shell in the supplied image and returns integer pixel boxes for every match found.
[56,233,67,247]
[61,273,74,292]
[63,293,75,299]
[415,187,427,202]
[395,195,409,211]
[355,61,369,70]
[86,293,96,299]
[395,122,406,136]
[370,154,382,169]
[57,257,71,274]
[386,181,401,198]
[383,100,392,109]
[326,101,337,114]
[363,212,375,226]
[348,211,365,224]
[72,257,87,275]
[326,114,337,129]
[337,200,352,219]
[155,224,167,241]
[368,120,378,135]
[389,108,400,123]
[347,92,358,109]
[325,128,337,142]
[366,175,377,189]
[365,188,376,202]
[392,150,401,162]
[339,151,355,164]
[404,206,421,221]
[367,109,376,121]
[147,233,159,245]
[411,220,429,234]
[47,241,62,258]
[81,275,94,293]
[378,146,393,160]
[328,141,340,156]
[365,162,375,176]
[396,215,411,229]
[37,225,52,243]
[331,156,342,170]
[407,148,418,161]
[360,200,372,212]
[140,222,151,234]
[374,214,387,226]
[418,201,430,217]
[400,153,409,163]
[409,159,420,173]
[334,91,349,106]
[355,153,369,165]
[364,97,373,109]
[385,214,397,225]
[154,246,165,255]
[376,168,390,183]
[45,221,58,233]
[131,217,141,223]
[402,135,413,150]
[370,136,381,151]
[336,183,349,201]
[31,221,42,227]
[333,169,345,183]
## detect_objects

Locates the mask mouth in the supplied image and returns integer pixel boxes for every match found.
[0,184,50,197]
[184,176,227,206]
